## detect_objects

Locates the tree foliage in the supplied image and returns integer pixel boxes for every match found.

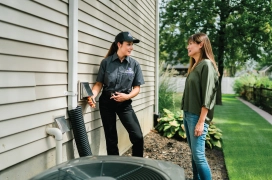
[159,0,272,104]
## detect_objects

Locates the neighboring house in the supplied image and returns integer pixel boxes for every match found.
[0,0,158,179]
[163,63,189,76]
[259,65,272,78]
[171,63,189,76]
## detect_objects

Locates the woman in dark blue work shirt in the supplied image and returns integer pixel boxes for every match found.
[88,31,145,157]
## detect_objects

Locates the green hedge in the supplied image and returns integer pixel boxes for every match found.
[233,74,272,95]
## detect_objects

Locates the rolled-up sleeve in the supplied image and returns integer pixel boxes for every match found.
[201,64,218,109]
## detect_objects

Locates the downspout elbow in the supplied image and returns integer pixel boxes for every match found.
[46,128,62,141]
[46,127,63,165]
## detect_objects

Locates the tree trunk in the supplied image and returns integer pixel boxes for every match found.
[216,75,223,105]
[216,0,228,105]
[216,30,225,105]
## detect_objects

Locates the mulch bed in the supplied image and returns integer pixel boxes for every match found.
[123,130,229,180]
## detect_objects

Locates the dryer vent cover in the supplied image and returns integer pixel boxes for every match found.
[30,156,185,180]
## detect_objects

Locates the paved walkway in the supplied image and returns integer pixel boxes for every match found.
[238,97,272,125]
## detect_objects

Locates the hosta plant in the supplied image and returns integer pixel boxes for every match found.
[155,109,186,139]
[155,108,223,149]
[205,122,223,149]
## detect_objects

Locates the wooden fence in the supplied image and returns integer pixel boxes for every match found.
[242,85,272,115]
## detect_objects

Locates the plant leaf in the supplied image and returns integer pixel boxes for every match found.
[163,125,171,131]
[206,140,212,149]
[169,120,179,127]
[178,129,186,139]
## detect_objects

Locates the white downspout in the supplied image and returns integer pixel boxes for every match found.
[46,128,63,165]
[67,0,78,110]
[155,0,160,115]
[46,1,78,166]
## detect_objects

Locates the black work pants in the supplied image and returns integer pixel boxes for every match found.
[99,94,144,157]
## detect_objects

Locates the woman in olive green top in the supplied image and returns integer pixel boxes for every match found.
[181,33,219,180]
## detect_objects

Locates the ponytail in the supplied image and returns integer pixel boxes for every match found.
[105,42,118,58]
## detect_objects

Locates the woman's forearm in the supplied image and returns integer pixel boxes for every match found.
[199,106,208,123]
[92,82,103,97]
[127,86,140,99]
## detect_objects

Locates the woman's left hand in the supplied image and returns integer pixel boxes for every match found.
[110,92,129,102]
[194,122,205,137]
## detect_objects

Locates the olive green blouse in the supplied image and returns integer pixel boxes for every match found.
[181,59,219,124]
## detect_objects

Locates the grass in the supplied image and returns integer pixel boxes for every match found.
[213,94,272,180]
[173,92,183,112]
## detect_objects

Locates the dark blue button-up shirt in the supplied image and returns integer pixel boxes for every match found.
[96,53,145,93]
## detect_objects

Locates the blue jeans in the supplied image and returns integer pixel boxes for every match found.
[183,111,211,180]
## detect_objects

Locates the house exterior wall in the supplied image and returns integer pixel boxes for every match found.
[0,0,157,179]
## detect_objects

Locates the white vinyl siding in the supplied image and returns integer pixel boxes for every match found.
[0,39,67,60]
[0,0,69,173]
[0,0,157,179]
[0,109,68,138]
[0,0,68,26]
[0,55,67,72]
[77,0,156,149]
[0,5,67,37]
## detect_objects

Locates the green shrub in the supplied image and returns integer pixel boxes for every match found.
[233,74,257,95]
[255,76,272,88]
[205,122,223,149]
[233,74,272,95]
[155,109,186,139]
[155,109,223,149]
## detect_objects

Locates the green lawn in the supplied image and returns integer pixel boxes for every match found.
[173,92,183,112]
[213,94,272,180]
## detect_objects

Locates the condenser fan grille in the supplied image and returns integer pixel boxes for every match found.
[30,156,185,180]
[35,162,168,180]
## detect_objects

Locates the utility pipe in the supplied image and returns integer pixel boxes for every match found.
[67,0,78,110]
[46,128,63,165]
[67,0,92,157]
[155,0,160,115]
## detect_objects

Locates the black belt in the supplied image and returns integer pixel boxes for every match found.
[103,91,116,97]
[102,91,129,97]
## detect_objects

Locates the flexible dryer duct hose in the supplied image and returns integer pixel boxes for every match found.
[68,106,92,157]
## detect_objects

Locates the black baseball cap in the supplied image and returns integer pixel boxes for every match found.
[115,31,140,43]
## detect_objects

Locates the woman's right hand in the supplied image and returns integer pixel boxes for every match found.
[87,96,96,108]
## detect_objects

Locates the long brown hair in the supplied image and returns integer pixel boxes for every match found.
[187,33,219,76]
[104,41,123,58]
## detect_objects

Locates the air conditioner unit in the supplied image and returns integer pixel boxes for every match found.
[30,155,185,180]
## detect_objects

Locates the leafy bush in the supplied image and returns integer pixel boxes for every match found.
[255,76,272,88]
[155,109,186,139]
[233,74,272,95]
[205,122,223,149]
[155,109,223,149]
[233,74,257,95]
